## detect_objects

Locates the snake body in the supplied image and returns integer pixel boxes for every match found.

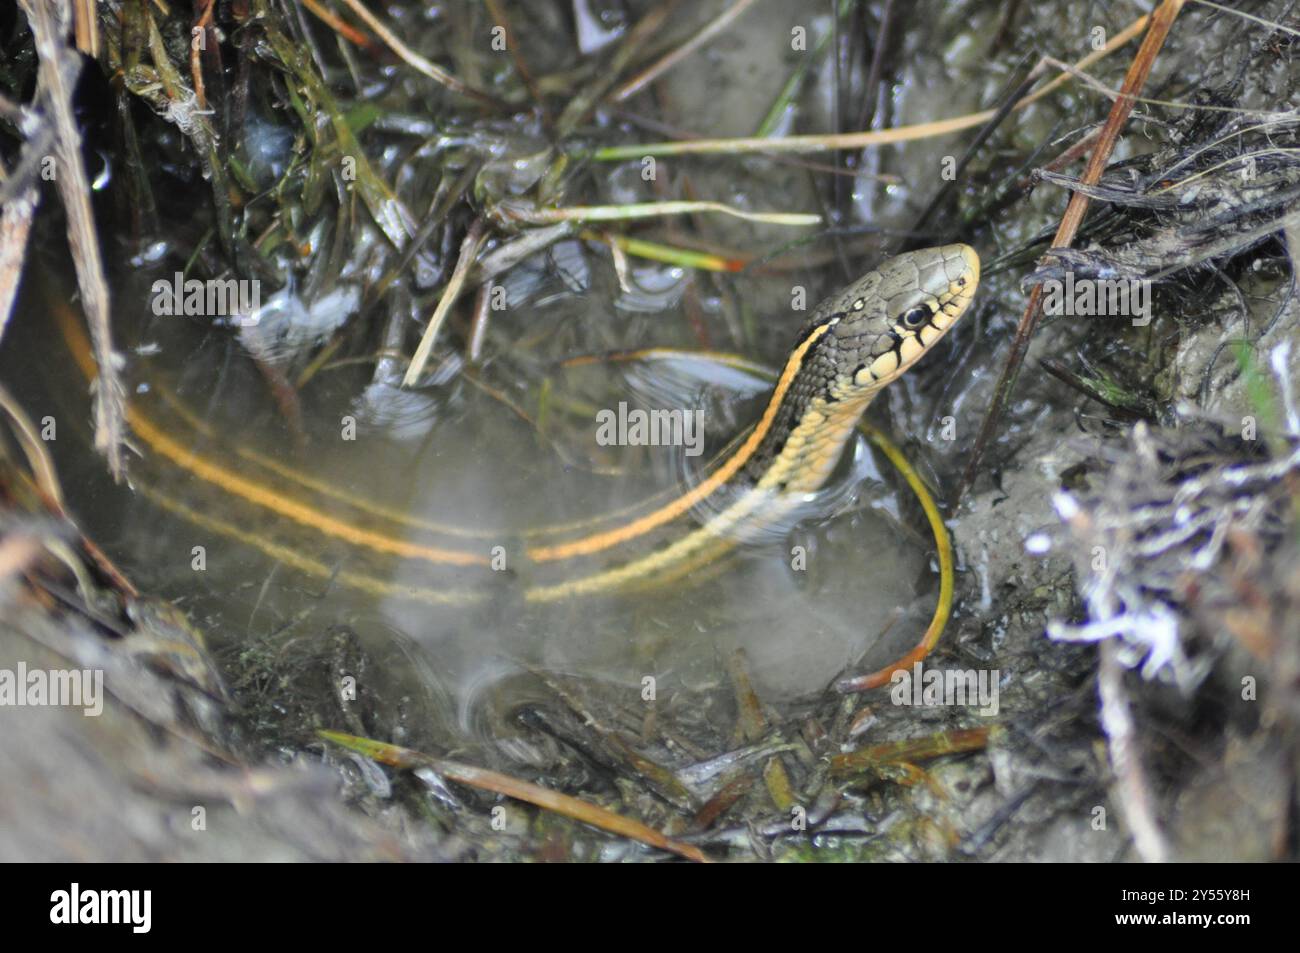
[53,244,980,607]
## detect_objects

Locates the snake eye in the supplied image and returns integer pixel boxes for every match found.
[901,305,931,329]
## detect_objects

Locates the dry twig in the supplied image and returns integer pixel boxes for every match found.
[19,0,126,479]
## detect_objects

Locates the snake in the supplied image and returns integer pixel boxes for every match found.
[52,243,979,684]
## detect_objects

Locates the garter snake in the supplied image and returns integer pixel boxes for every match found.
[51,244,979,683]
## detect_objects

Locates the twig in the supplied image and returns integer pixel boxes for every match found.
[1099,641,1170,862]
[300,0,380,50]
[190,0,216,110]
[21,0,126,479]
[955,0,1186,504]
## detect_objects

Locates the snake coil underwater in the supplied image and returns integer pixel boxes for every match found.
[0,0,1297,901]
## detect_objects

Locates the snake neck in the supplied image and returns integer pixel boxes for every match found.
[740,322,878,493]
[743,388,875,494]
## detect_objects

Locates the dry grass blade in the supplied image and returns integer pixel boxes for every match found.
[0,382,66,510]
[955,0,1186,504]
[333,0,506,107]
[595,112,999,161]
[496,199,820,227]
[19,0,125,480]
[593,12,1152,161]
[402,220,487,387]
[319,731,709,862]
[300,0,378,49]
[1188,0,1300,38]
[610,0,760,103]
[437,759,708,862]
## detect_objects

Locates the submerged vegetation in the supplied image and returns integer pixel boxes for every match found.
[1,0,1299,862]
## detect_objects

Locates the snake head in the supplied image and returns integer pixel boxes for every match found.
[740,244,980,490]
[820,243,980,395]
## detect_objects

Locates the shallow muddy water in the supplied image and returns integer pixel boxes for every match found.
[23,255,932,733]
